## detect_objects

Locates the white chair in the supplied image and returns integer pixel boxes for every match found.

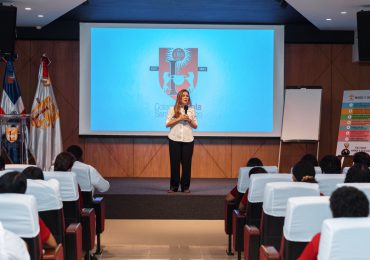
[282,196,331,260]
[43,171,79,203]
[318,218,370,260]
[5,164,35,172]
[337,183,370,202]
[316,174,345,195]
[237,166,278,193]
[0,194,41,260]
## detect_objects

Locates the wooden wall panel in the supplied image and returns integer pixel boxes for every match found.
[0,41,369,178]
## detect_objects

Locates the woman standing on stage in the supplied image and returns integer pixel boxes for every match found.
[166,89,198,193]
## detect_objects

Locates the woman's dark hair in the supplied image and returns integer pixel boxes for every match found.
[330,186,369,218]
[292,160,317,183]
[66,145,83,161]
[353,152,370,167]
[54,152,75,171]
[300,153,319,167]
[23,166,44,180]
[0,171,27,194]
[248,166,267,177]
[246,157,263,167]
[319,155,342,174]
[345,164,370,183]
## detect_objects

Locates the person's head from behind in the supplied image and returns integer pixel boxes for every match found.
[23,166,44,180]
[66,145,83,162]
[246,157,263,167]
[353,151,370,167]
[344,164,370,183]
[54,152,75,171]
[0,171,27,194]
[292,160,317,183]
[319,155,341,174]
[330,186,369,218]
[300,153,318,167]
[248,166,267,177]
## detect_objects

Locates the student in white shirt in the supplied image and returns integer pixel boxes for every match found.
[165,89,197,193]
[66,145,110,193]
[0,222,30,260]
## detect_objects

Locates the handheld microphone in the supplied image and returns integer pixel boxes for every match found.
[184,105,188,115]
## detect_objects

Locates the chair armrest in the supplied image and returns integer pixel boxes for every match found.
[65,223,83,260]
[259,245,280,260]
[93,196,106,234]
[81,208,96,251]
[244,225,260,260]
[43,243,64,260]
[225,200,237,234]
[232,209,246,251]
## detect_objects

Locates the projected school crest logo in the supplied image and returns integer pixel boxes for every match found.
[158,48,198,99]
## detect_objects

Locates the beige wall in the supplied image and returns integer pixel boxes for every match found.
[1,41,369,177]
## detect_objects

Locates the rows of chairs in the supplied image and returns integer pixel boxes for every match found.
[225,166,355,260]
[0,164,106,260]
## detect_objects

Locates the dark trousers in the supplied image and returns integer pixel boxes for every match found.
[168,138,194,191]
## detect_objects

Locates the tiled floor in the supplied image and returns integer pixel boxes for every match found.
[99,219,238,260]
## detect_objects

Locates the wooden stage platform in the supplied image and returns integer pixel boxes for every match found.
[97,178,236,220]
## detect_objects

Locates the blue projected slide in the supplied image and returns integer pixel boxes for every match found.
[79,24,285,137]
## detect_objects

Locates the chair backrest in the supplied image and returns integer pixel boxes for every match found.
[0,194,40,260]
[283,196,331,260]
[43,171,79,202]
[26,179,63,212]
[237,166,278,193]
[316,174,345,195]
[318,218,370,260]
[5,164,35,172]
[342,167,349,174]
[71,164,93,192]
[248,174,293,203]
[263,182,320,217]
[337,183,370,202]
[0,170,11,177]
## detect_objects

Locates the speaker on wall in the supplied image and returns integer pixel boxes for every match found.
[357,11,370,61]
[0,5,17,56]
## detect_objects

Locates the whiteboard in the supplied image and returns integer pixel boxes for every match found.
[281,88,322,141]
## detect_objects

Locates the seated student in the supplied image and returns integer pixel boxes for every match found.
[344,163,370,183]
[66,145,110,193]
[225,157,263,202]
[353,151,370,167]
[301,153,319,167]
[298,186,369,260]
[0,156,5,171]
[238,166,267,211]
[292,160,317,183]
[54,152,75,172]
[0,171,57,249]
[23,166,44,180]
[319,155,342,174]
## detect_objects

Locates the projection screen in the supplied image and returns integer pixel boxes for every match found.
[79,23,285,137]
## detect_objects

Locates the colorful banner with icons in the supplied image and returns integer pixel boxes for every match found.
[336,90,370,156]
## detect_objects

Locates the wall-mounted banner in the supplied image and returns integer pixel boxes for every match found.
[336,90,370,156]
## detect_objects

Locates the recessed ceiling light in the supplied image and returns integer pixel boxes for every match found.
[341,11,347,14]
[326,18,332,21]
[37,14,44,18]
[25,7,32,11]
[36,26,42,30]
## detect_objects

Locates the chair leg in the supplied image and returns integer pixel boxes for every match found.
[226,234,234,255]
[94,234,102,255]
[238,250,242,260]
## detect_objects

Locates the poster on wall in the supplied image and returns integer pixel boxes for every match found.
[336,90,370,156]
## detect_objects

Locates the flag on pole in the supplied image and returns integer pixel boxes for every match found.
[30,55,63,170]
[0,59,28,163]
